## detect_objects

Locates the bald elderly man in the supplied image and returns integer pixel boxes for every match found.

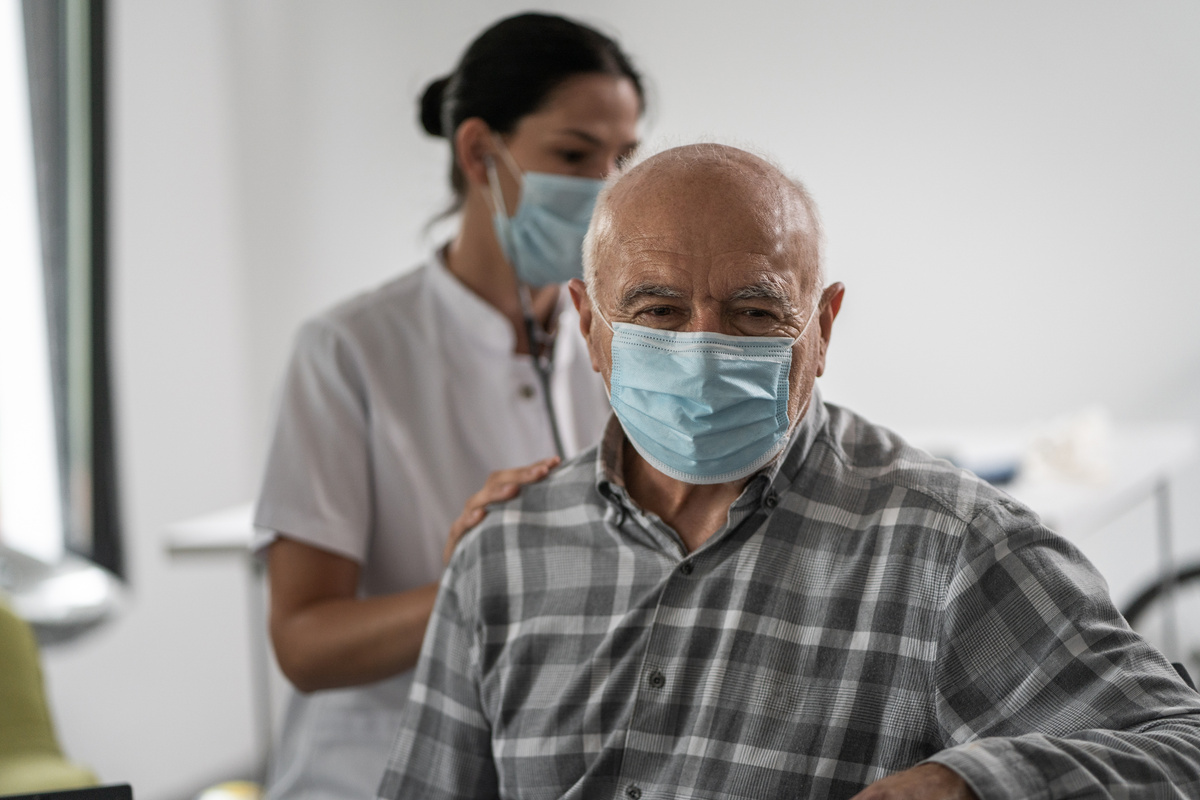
[378,145,1200,800]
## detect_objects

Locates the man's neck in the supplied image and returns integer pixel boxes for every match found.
[623,440,749,554]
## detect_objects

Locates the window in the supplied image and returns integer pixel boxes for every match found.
[0,0,119,576]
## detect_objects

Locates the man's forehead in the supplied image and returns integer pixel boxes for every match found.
[601,214,808,276]
[604,177,811,261]
[585,143,822,297]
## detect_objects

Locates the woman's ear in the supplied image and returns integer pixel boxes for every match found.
[454,117,495,188]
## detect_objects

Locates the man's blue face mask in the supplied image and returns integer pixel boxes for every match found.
[487,141,603,288]
[595,301,821,484]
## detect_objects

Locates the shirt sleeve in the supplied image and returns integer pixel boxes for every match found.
[253,318,374,562]
[377,555,498,800]
[926,499,1200,799]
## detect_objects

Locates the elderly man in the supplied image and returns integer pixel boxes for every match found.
[378,144,1200,800]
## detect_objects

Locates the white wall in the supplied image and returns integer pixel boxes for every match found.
[34,2,1200,798]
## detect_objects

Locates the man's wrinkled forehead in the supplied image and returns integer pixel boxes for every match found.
[599,173,816,289]
[582,144,823,305]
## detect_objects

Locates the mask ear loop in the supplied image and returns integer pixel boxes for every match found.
[591,298,615,334]
[483,154,508,221]
[790,298,821,345]
[491,133,525,183]
[483,134,524,217]
[777,297,825,450]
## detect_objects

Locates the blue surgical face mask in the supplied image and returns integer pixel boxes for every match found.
[487,142,603,287]
[596,303,820,485]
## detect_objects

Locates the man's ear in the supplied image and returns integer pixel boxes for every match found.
[569,278,603,374]
[454,117,495,188]
[815,282,845,378]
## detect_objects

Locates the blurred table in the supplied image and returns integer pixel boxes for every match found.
[165,502,270,774]
[166,501,255,553]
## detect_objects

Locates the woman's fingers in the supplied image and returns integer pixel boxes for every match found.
[443,456,562,564]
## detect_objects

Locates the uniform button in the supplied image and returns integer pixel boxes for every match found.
[518,384,536,399]
[763,492,779,510]
[626,786,642,800]
[679,561,694,575]
[648,669,665,688]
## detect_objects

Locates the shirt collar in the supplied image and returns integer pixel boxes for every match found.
[426,247,515,354]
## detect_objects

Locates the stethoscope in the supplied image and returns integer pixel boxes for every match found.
[486,151,568,460]
[516,283,567,461]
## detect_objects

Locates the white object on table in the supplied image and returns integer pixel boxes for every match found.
[0,543,125,644]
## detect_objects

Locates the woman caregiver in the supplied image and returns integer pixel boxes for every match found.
[252,12,645,800]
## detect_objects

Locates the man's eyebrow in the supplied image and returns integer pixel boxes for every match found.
[615,283,685,311]
[729,281,797,310]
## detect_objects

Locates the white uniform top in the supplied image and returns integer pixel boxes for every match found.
[253,251,610,800]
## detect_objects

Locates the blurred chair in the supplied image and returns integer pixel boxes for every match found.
[1122,562,1200,691]
[0,597,98,795]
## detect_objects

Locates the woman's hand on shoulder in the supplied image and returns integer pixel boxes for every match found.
[444,456,561,564]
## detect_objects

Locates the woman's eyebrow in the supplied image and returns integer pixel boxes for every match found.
[557,128,603,146]
[557,129,641,152]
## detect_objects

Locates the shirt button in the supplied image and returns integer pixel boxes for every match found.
[518,384,536,400]
[648,669,665,688]
[626,786,642,800]
[679,561,694,575]
[763,492,779,510]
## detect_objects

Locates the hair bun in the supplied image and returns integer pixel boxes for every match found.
[419,76,451,137]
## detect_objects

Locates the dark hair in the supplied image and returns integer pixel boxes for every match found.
[419,13,644,209]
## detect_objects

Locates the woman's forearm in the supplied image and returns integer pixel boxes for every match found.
[267,537,439,692]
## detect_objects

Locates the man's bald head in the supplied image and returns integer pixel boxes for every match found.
[582,143,823,303]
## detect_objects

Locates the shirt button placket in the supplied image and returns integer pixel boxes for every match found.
[647,669,665,689]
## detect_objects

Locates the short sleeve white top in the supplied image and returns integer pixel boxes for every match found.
[253,252,610,799]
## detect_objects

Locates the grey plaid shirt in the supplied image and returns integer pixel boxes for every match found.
[380,391,1200,799]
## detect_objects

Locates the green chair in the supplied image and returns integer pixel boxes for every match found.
[0,597,98,795]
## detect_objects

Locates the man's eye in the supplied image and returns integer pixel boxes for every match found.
[559,150,588,164]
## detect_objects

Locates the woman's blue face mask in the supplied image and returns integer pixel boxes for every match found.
[487,141,604,288]
[595,302,820,485]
